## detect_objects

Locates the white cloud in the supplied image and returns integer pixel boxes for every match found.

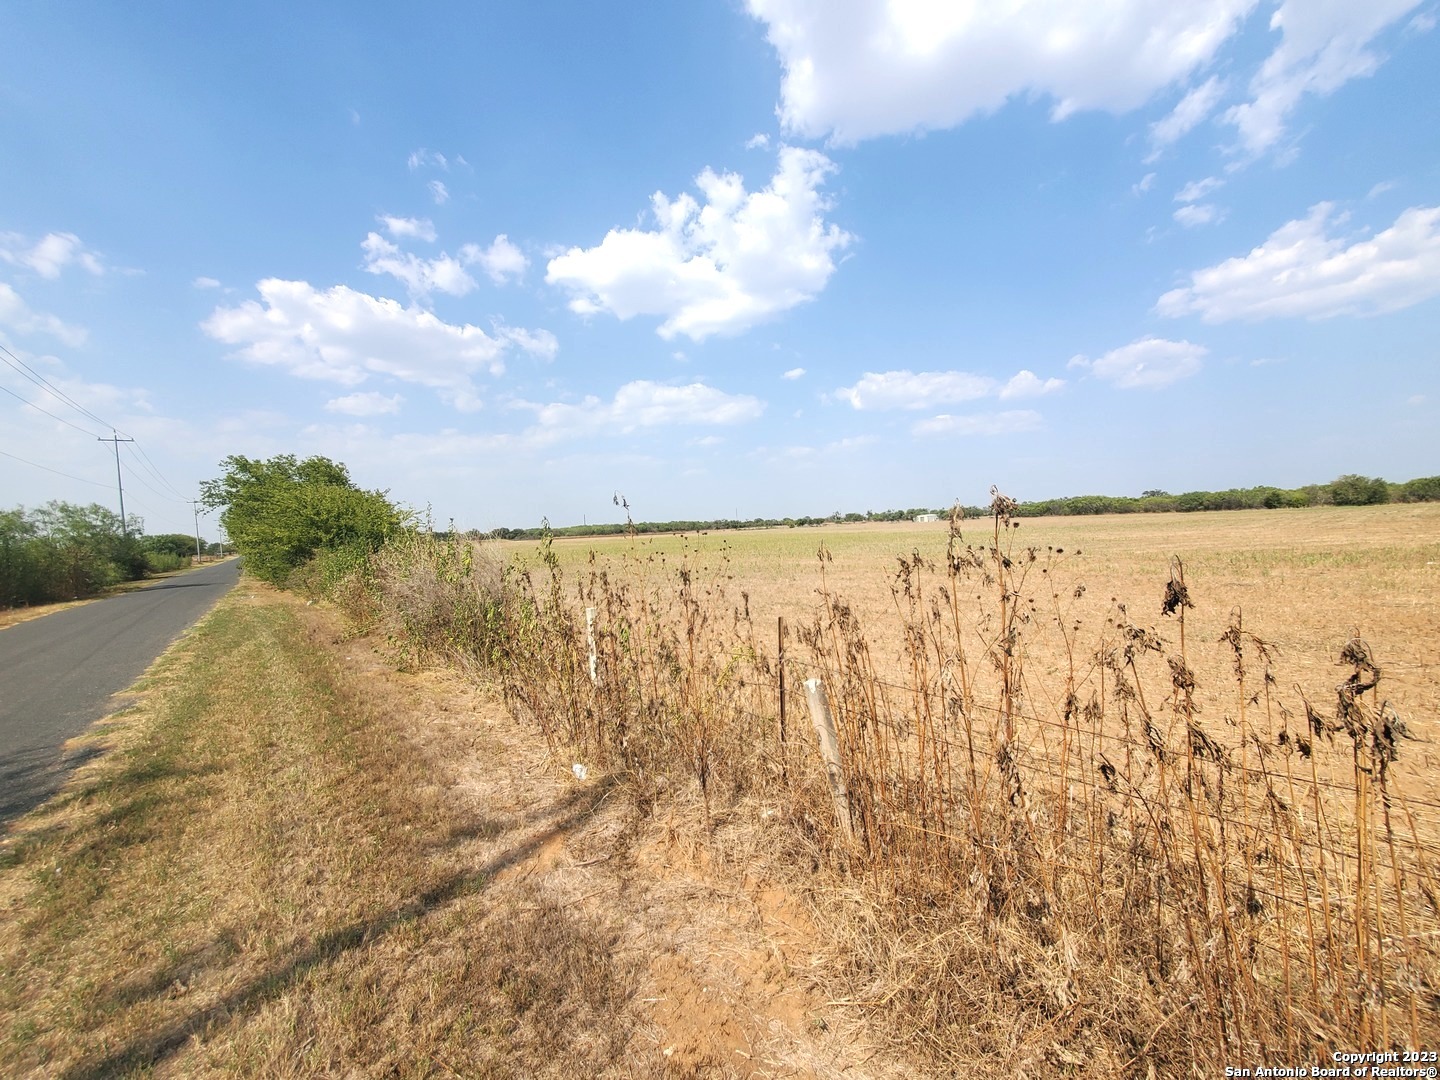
[325,391,404,416]
[1225,0,1423,157]
[202,279,552,409]
[363,232,528,297]
[1174,203,1224,228]
[428,180,450,205]
[379,215,437,242]
[0,231,105,279]
[361,232,476,299]
[1409,10,1437,32]
[746,0,1257,143]
[408,149,449,171]
[0,283,87,346]
[836,369,994,410]
[546,146,851,341]
[782,366,806,380]
[192,276,222,289]
[1157,203,1440,321]
[746,133,771,149]
[1147,76,1227,159]
[1175,176,1224,203]
[1133,172,1157,196]
[462,235,528,284]
[495,323,558,360]
[1072,338,1207,388]
[1367,180,1398,199]
[999,370,1065,399]
[913,410,1043,437]
[520,381,765,444]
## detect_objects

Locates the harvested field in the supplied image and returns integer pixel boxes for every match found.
[470,503,1440,1066]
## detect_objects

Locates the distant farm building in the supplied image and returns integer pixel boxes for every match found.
[913,513,940,523]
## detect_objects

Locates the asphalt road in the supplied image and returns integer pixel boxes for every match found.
[0,558,241,829]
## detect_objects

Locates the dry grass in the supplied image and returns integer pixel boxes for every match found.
[340,502,1440,1074]
[0,584,659,1079]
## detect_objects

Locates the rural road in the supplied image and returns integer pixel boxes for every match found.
[0,559,241,830]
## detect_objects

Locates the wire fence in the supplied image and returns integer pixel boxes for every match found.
[353,523,1440,1061]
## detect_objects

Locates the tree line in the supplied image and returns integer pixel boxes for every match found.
[480,473,1440,539]
[0,502,217,608]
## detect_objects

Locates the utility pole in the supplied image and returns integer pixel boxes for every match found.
[189,500,203,559]
[98,431,135,536]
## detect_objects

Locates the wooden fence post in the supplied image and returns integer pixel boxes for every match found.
[803,677,853,844]
[585,606,598,686]
[777,616,787,781]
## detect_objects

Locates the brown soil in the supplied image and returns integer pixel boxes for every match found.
[295,596,908,1078]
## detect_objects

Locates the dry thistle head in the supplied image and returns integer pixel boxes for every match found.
[1161,557,1194,618]
[988,486,1020,523]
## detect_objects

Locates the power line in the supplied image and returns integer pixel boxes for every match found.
[0,342,113,431]
[122,444,188,503]
[130,440,189,500]
[0,382,105,438]
[119,455,188,505]
[0,449,112,489]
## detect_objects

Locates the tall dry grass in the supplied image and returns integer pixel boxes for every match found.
[335,500,1440,1072]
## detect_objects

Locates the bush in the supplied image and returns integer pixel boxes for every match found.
[1329,474,1390,506]
[0,502,150,606]
[143,551,188,574]
[1398,475,1440,502]
[201,455,408,586]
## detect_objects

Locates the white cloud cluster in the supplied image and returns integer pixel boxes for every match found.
[202,279,553,410]
[746,0,1255,143]
[0,231,105,279]
[1147,76,1227,159]
[1069,338,1207,388]
[362,233,475,299]
[1174,203,1225,228]
[546,146,851,341]
[1225,0,1423,157]
[747,1,1419,158]
[835,368,1062,410]
[913,410,1043,437]
[407,148,449,171]
[0,283,87,346]
[325,391,404,416]
[361,232,528,299]
[519,381,765,444]
[379,215,437,242]
[468,235,527,284]
[1157,203,1440,321]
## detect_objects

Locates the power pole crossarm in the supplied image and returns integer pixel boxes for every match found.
[98,432,136,537]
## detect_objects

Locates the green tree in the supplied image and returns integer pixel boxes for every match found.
[1329,474,1390,506]
[201,455,407,585]
[144,533,201,559]
[1398,476,1440,502]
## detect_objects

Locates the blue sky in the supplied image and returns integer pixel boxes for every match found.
[2,1,1437,535]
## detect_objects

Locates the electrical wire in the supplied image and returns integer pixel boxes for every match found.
[129,441,189,501]
[119,456,188,505]
[0,449,112,489]
[123,443,188,503]
[0,342,113,431]
[0,382,105,438]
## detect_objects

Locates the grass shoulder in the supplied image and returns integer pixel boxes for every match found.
[0,581,651,1078]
